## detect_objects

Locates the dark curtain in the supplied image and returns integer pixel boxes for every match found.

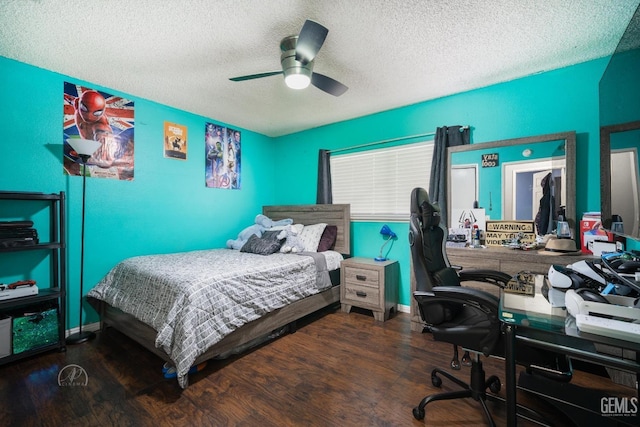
[428,126,470,228]
[317,149,332,204]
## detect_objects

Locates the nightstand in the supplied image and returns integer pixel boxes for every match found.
[340,257,399,322]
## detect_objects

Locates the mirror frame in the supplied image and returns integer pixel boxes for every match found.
[447,130,577,240]
[600,120,640,233]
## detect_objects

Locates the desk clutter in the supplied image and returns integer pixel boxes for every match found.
[0,280,38,301]
[544,251,640,341]
[504,271,536,296]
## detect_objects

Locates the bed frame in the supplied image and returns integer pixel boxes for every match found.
[89,204,350,386]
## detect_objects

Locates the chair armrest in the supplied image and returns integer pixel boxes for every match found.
[415,286,500,317]
[458,269,512,288]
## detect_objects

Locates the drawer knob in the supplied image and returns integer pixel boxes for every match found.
[356,274,367,281]
[356,291,367,298]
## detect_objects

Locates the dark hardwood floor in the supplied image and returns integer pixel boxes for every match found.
[0,306,635,426]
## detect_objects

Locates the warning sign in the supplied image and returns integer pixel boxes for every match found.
[485,221,536,246]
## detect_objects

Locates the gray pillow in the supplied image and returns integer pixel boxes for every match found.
[240,231,283,255]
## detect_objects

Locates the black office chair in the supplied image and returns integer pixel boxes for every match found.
[409,188,571,426]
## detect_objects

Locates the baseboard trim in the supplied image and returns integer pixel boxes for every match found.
[397,303,410,313]
[65,321,100,337]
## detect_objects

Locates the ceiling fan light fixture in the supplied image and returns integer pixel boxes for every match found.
[285,72,311,89]
[229,21,347,96]
[282,40,313,90]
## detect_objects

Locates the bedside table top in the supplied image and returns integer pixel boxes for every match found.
[342,257,397,267]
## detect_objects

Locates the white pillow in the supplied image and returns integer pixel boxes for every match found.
[298,223,327,252]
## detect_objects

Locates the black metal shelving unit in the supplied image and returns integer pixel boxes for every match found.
[0,191,66,364]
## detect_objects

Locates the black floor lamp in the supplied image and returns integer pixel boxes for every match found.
[65,138,101,345]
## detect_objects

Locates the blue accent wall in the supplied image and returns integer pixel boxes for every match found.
[0,52,627,326]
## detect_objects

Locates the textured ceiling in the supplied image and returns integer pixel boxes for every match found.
[1,0,638,137]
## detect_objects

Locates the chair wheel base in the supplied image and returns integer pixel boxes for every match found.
[489,377,501,393]
[431,373,442,387]
[413,406,425,420]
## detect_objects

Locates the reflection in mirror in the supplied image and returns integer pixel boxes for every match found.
[599,4,640,239]
[502,157,566,222]
[448,131,576,238]
[600,122,640,238]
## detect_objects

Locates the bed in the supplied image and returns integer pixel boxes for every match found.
[87,204,350,388]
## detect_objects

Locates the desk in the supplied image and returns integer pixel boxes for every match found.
[499,276,640,426]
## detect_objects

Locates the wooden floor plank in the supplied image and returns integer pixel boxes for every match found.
[0,308,635,426]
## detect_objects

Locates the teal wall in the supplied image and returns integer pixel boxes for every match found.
[600,48,640,126]
[0,56,276,328]
[273,58,608,306]
[0,52,633,326]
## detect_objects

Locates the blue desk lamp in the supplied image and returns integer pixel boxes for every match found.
[375,224,397,261]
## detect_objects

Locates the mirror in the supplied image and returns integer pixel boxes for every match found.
[599,5,640,238]
[448,131,576,238]
[600,122,640,238]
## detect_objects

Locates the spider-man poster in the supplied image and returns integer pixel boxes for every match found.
[63,82,135,180]
[205,122,241,189]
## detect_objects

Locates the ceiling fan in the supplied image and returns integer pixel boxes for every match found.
[229,20,348,97]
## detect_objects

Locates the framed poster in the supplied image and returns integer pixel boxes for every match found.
[164,122,187,160]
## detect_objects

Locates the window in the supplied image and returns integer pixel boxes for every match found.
[331,141,434,221]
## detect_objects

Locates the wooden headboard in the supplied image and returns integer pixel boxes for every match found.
[263,204,351,255]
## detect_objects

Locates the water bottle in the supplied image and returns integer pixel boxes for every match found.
[472,225,480,247]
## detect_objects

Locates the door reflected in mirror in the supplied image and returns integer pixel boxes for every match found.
[601,123,640,238]
[611,149,639,236]
[503,159,566,222]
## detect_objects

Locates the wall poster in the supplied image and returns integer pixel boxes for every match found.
[164,122,187,160]
[205,122,241,189]
[63,82,135,180]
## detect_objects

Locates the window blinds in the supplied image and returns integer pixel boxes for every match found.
[330,141,434,221]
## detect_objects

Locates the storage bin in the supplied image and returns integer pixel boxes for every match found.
[12,306,58,354]
[0,315,11,358]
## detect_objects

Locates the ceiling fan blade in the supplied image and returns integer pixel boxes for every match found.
[229,71,282,82]
[295,20,328,64]
[311,73,348,97]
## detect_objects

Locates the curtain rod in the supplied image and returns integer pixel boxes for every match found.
[327,126,469,154]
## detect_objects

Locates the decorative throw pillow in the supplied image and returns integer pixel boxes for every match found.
[261,230,283,241]
[240,231,283,255]
[298,223,327,252]
[317,225,338,252]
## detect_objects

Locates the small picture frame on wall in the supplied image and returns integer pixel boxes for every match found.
[164,122,187,160]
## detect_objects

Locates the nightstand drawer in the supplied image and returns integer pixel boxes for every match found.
[343,282,380,308]
[344,266,379,286]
